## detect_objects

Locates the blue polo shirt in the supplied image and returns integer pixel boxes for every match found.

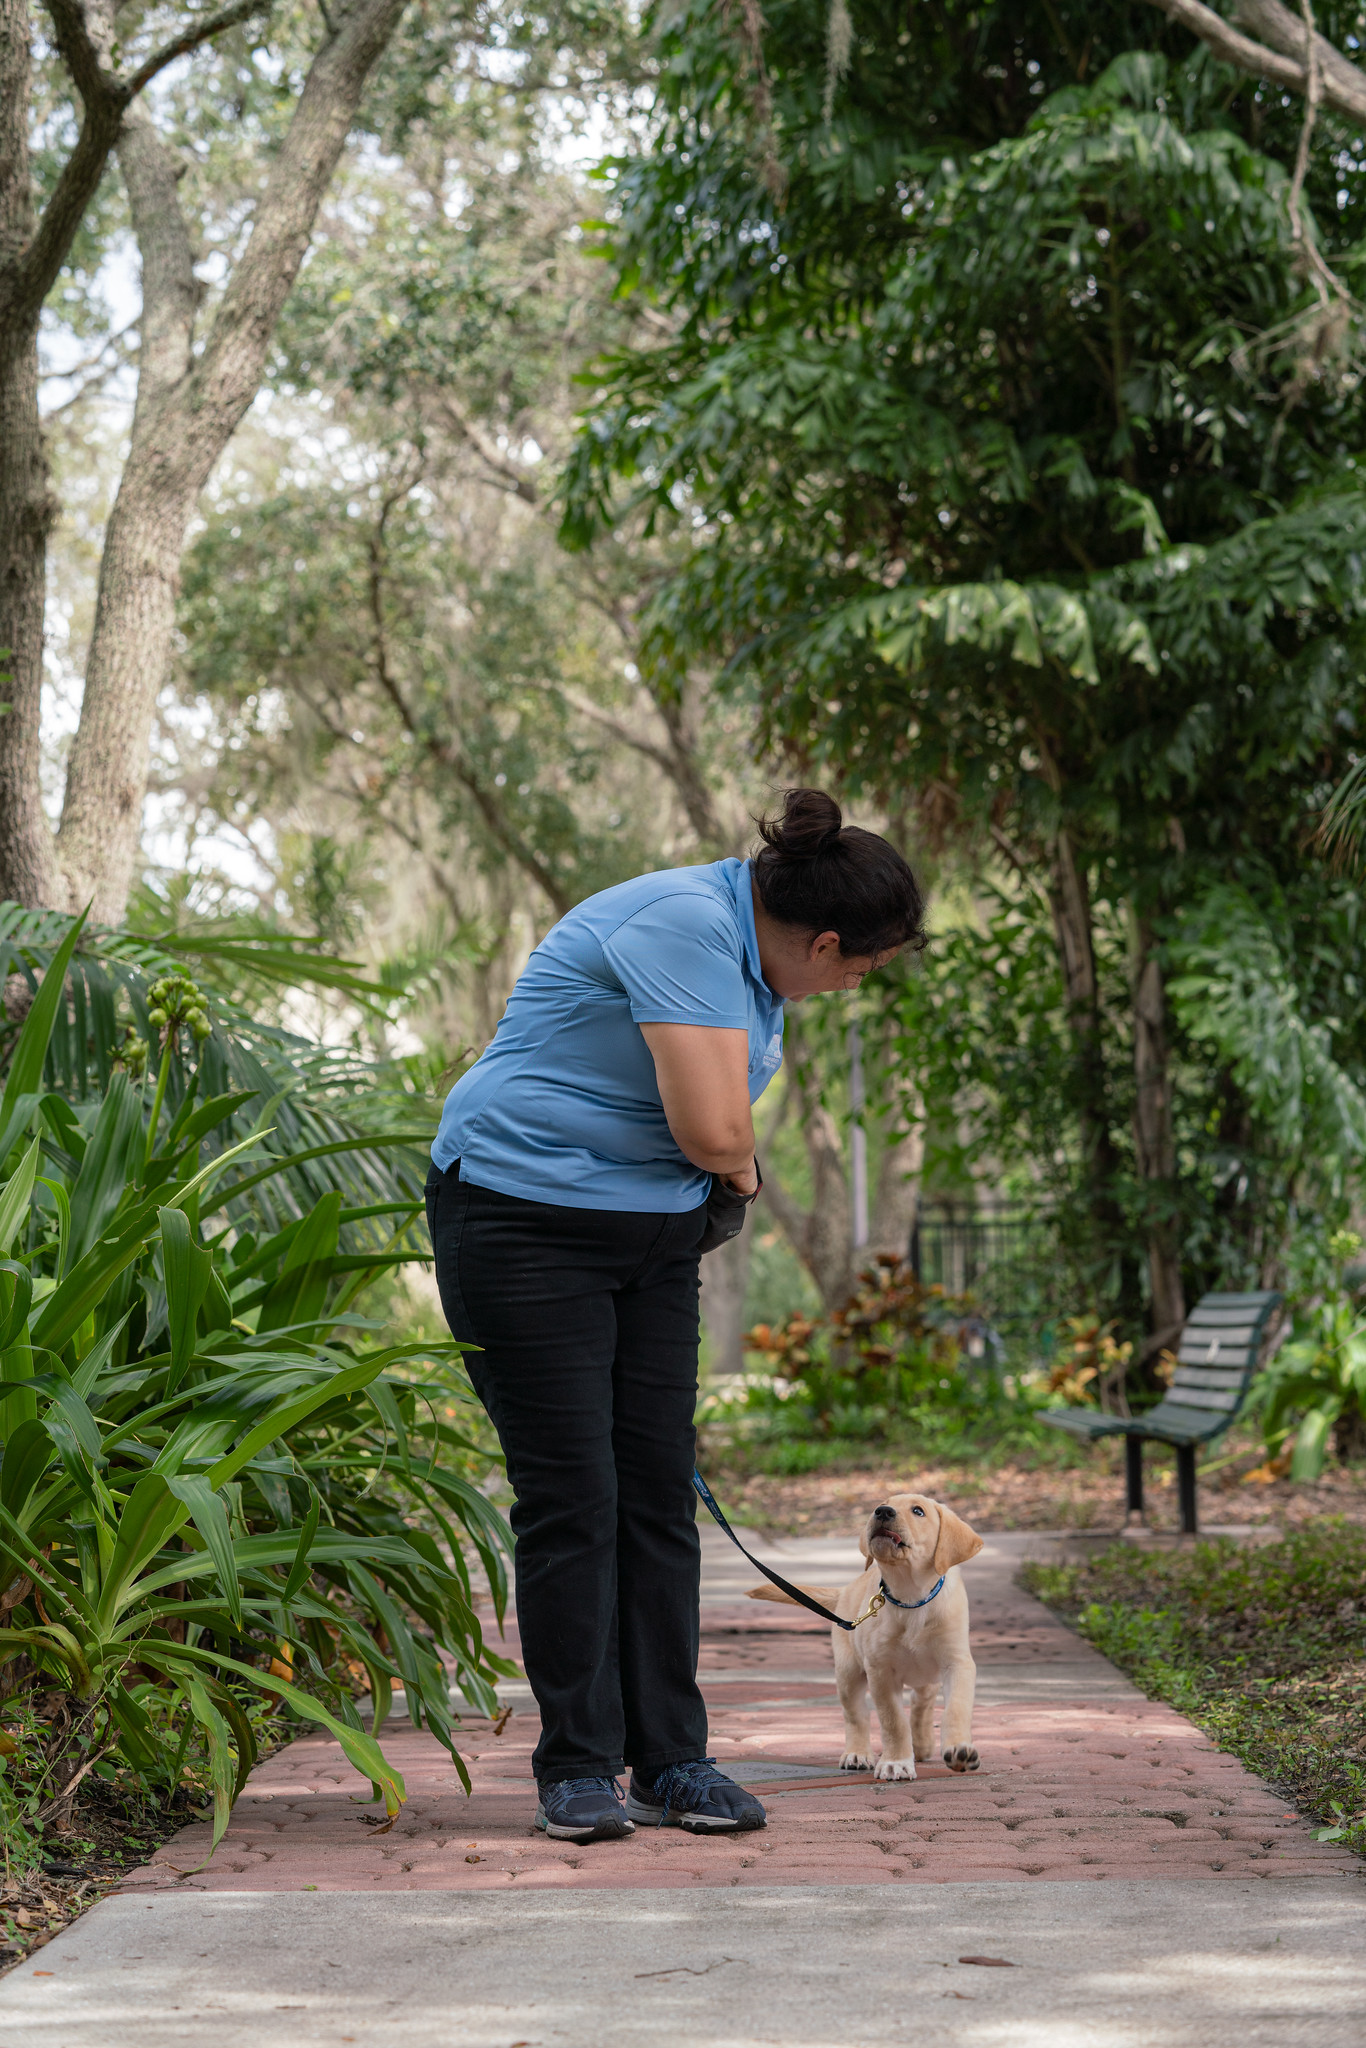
[431,858,784,1211]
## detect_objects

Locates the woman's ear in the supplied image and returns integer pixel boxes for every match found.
[932,1504,983,1574]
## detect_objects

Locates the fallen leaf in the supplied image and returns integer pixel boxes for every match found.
[465,1854,481,1864]
[32,1971,53,1977]
[959,1956,1016,1967]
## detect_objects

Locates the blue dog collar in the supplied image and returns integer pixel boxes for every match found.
[879,1573,946,1611]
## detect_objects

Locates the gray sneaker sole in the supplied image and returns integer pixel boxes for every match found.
[623,1793,765,1833]
[534,1806,635,1843]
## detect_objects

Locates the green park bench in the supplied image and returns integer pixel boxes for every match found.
[1042,1290,1283,1535]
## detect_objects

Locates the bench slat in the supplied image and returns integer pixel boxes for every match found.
[1138,1411,1220,1442]
[1187,1310,1277,1327]
[1194,1292,1280,1308]
[1177,1338,1258,1363]
[1172,1366,1249,1391]
[1159,1386,1242,1412]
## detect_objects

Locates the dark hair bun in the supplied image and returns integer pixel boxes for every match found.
[752,787,926,960]
[755,787,843,859]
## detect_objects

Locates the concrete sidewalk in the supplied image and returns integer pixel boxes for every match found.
[2,1520,1362,2044]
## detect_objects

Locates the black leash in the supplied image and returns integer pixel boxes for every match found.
[692,1470,947,1631]
[692,1469,860,1630]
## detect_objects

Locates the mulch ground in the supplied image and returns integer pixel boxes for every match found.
[1,1775,221,1976]
[710,1443,1366,1537]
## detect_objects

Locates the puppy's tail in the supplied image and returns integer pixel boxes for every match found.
[746,1583,841,1607]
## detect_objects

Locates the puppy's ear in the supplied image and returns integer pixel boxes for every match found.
[858,1529,871,1561]
[932,1504,983,1574]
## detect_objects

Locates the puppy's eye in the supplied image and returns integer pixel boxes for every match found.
[911,1505,925,1517]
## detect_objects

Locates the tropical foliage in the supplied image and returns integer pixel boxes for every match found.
[0,912,511,1856]
[714,1254,1057,1473]
[1248,1233,1366,1479]
[565,0,1366,1343]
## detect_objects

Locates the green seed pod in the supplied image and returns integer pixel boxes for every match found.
[147,1008,167,1028]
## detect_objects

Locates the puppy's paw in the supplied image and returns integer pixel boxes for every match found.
[874,1757,917,1782]
[943,1743,980,1773]
[839,1750,874,1771]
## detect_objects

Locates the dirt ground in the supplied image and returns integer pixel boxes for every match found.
[713,1437,1366,1538]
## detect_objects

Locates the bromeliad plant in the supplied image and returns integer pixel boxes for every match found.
[0,914,512,1848]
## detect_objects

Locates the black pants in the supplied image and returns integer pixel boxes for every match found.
[425,1164,710,1785]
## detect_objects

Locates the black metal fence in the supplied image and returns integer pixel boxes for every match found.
[908,1199,1051,1300]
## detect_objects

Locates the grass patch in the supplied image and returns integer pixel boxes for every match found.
[1022,1521,1366,1857]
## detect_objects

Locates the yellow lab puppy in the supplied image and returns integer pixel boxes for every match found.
[748,1491,983,1780]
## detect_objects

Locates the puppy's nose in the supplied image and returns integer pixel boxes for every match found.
[873,1504,896,1522]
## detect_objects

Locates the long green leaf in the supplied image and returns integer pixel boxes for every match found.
[0,1418,53,1517]
[282,1489,321,1604]
[66,1073,142,1266]
[97,1473,190,1629]
[32,1128,266,1352]
[71,1312,133,1401]
[0,1133,40,1254]
[204,1354,390,1489]
[0,908,87,1131]
[41,1378,102,1463]
[140,1641,407,1815]
[185,1676,238,1847]
[167,1475,242,1628]
[212,1132,432,1207]
[0,1258,33,1351]
[160,1208,213,1391]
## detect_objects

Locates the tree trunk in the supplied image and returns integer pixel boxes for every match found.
[57,0,408,922]
[1132,917,1186,1341]
[0,0,57,907]
[870,1124,922,1260]
[761,1125,852,1312]
[0,327,58,909]
[0,0,267,909]
[759,1018,855,1310]
[699,1223,753,1375]
[1046,828,1134,1311]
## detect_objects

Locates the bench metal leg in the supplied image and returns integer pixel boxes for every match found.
[1176,1442,1198,1535]
[1125,1435,1144,1525]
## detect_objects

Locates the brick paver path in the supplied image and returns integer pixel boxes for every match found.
[122,1527,1358,1895]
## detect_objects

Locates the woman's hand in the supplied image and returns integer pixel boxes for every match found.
[640,1023,756,1181]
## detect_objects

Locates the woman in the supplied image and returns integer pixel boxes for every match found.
[425,788,926,1844]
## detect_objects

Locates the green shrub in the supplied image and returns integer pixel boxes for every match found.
[707,1256,1064,1469]
[0,912,510,1852]
[1245,1232,1366,1479]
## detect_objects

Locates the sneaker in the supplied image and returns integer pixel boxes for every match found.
[624,1757,767,1833]
[534,1775,635,1843]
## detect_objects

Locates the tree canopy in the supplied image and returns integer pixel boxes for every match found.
[563,0,1366,1329]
